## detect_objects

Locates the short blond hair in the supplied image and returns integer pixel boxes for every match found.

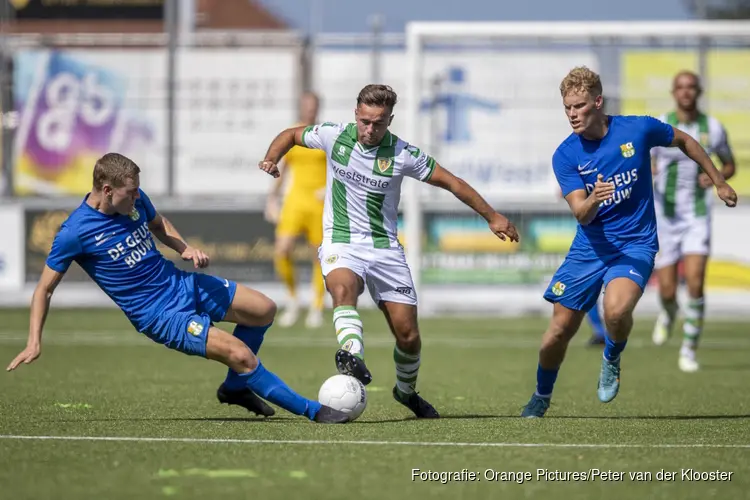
[672,70,701,90]
[93,153,140,191]
[560,66,603,98]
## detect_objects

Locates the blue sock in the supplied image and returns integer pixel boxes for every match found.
[535,364,559,398]
[223,324,271,391]
[587,305,607,339]
[239,361,321,420]
[603,337,627,362]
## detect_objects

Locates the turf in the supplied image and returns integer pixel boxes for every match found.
[1,308,748,499]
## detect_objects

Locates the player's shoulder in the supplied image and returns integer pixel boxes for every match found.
[312,122,349,134]
[704,114,726,131]
[392,134,427,161]
[554,133,580,160]
[56,201,91,240]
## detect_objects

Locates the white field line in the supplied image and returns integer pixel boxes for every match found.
[0,434,749,449]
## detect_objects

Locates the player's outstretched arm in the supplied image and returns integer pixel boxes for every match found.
[265,159,288,224]
[670,128,737,207]
[564,175,615,226]
[259,126,308,179]
[148,213,209,269]
[7,266,65,371]
[426,163,519,242]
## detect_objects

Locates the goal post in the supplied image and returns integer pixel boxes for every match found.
[402,20,750,316]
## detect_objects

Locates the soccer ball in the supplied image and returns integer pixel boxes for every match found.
[318,374,367,421]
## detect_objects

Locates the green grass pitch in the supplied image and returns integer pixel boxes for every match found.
[1,307,748,499]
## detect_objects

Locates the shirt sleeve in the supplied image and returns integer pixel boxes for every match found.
[46,223,83,273]
[402,144,437,182]
[643,115,675,149]
[552,148,585,197]
[138,189,157,222]
[713,122,733,163]
[301,122,344,151]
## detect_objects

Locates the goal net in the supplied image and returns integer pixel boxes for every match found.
[399,21,750,317]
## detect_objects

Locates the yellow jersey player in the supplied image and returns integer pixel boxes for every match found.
[265,92,327,328]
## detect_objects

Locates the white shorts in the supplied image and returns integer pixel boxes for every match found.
[654,215,711,269]
[318,243,418,306]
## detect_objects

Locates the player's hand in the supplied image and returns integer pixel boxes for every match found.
[488,213,519,243]
[264,196,280,224]
[181,246,210,269]
[6,344,41,372]
[259,160,280,178]
[716,182,738,207]
[593,174,615,202]
[697,173,713,189]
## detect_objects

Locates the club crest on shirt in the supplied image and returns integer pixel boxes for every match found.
[377,157,393,174]
[620,142,635,158]
[129,208,140,221]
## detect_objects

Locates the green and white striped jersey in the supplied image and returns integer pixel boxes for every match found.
[651,112,732,218]
[302,122,436,248]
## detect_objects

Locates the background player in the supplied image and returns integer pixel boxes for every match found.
[6,153,348,425]
[259,84,519,419]
[521,67,737,418]
[265,92,327,329]
[651,70,736,372]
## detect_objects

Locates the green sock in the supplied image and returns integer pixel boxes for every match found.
[682,297,705,350]
[334,306,364,360]
[394,345,420,397]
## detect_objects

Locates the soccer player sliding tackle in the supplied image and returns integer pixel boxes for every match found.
[6,153,349,424]
[521,67,737,418]
[651,71,737,372]
[259,84,519,418]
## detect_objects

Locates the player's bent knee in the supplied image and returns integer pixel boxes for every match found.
[396,328,421,351]
[327,282,359,304]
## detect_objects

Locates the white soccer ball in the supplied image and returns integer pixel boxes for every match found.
[318,374,367,421]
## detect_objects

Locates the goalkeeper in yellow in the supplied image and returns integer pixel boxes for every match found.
[265,92,327,328]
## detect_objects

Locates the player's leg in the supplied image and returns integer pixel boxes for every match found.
[190,273,278,415]
[303,203,326,329]
[205,325,348,423]
[679,253,709,372]
[521,304,586,417]
[366,248,438,418]
[522,256,601,417]
[275,202,304,327]
[652,222,683,345]
[597,253,655,403]
[677,218,711,371]
[586,293,607,346]
[319,244,371,385]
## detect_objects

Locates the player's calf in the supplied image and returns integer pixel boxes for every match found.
[522,304,584,417]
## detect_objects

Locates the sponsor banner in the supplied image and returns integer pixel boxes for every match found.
[0,204,24,290]
[399,211,576,286]
[24,208,316,284]
[621,49,750,197]
[13,48,299,196]
[314,50,599,201]
[13,50,166,195]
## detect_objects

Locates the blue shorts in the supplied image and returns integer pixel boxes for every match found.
[142,272,238,357]
[543,250,655,313]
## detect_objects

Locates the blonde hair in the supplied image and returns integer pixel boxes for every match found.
[560,66,603,98]
[672,70,701,90]
[93,153,140,191]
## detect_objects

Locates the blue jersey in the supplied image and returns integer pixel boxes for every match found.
[553,115,674,258]
[46,190,180,331]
